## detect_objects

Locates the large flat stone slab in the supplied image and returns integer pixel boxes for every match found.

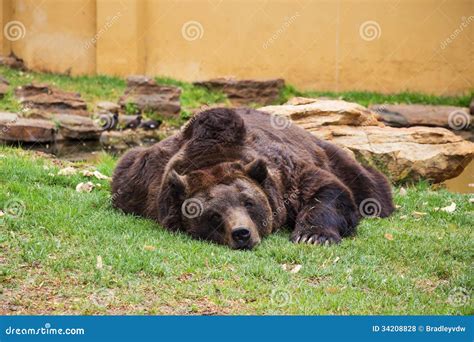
[369,104,472,130]
[15,83,89,117]
[118,75,181,117]
[260,97,381,127]
[0,112,55,142]
[53,114,102,140]
[194,77,284,106]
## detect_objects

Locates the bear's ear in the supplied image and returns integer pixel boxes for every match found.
[167,170,188,200]
[245,159,268,184]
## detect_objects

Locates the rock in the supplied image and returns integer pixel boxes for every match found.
[194,77,284,105]
[100,129,160,150]
[454,130,474,142]
[470,99,474,115]
[0,55,25,70]
[118,75,181,117]
[100,125,178,150]
[0,76,8,98]
[14,83,89,117]
[96,101,120,114]
[53,114,102,140]
[259,98,381,128]
[369,104,472,130]
[308,125,474,183]
[0,112,55,142]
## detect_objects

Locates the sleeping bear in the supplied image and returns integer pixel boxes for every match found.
[112,107,394,250]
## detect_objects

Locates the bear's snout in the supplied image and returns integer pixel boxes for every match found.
[231,227,252,249]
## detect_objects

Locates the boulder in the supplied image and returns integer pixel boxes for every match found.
[194,77,284,105]
[0,112,55,142]
[14,83,89,117]
[53,114,102,140]
[308,125,474,183]
[118,75,181,117]
[100,124,178,150]
[259,98,381,127]
[369,104,472,130]
[0,76,8,98]
[0,55,25,70]
[96,101,120,114]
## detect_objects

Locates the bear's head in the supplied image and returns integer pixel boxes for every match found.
[161,159,273,250]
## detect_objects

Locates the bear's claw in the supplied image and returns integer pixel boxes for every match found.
[291,232,340,245]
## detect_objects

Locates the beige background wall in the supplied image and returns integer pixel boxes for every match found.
[1,0,473,95]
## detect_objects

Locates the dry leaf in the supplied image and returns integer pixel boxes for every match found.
[58,166,77,176]
[81,170,110,180]
[412,211,427,218]
[80,170,94,177]
[395,204,402,209]
[399,187,407,196]
[96,255,103,270]
[400,215,408,220]
[144,245,156,251]
[469,198,474,204]
[281,264,302,274]
[440,202,456,213]
[325,287,338,294]
[333,257,340,264]
[76,182,94,193]
[384,233,394,241]
[93,171,110,180]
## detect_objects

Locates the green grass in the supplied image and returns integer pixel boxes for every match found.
[280,84,473,108]
[1,65,471,122]
[0,147,472,314]
[0,66,228,125]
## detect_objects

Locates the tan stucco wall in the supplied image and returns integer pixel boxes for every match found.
[1,0,473,95]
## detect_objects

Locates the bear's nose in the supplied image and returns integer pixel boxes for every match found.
[232,227,251,244]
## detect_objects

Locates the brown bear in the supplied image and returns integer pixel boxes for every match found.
[112,107,394,250]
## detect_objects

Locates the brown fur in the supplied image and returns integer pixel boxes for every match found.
[112,108,395,249]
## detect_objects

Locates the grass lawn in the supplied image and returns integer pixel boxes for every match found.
[1,65,472,120]
[0,147,472,315]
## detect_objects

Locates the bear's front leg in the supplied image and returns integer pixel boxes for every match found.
[291,171,359,245]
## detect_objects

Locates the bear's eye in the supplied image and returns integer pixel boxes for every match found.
[209,212,221,225]
[244,200,254,209]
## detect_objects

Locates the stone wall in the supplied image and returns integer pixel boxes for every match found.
[0,0,473,95]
